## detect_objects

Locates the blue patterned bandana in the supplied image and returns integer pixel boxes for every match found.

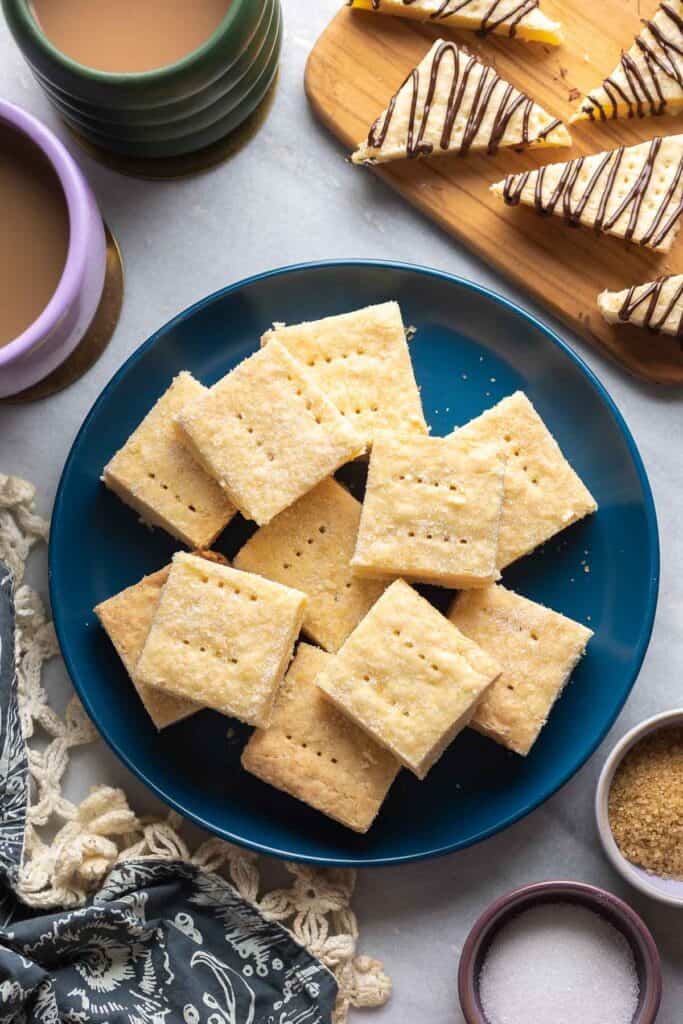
[0,562,337,1024]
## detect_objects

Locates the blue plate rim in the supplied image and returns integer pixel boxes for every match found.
[49,258,660,868]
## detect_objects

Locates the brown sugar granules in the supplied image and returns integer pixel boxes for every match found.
[609,727,683,879]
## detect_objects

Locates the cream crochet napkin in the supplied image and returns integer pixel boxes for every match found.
[0,472,391,1024]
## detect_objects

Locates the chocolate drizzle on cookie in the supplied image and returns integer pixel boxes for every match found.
[581,2,683,119]
[501,137,683,249]
[367,41,562,159]
[618,276,683,333]
[359,0,541,37]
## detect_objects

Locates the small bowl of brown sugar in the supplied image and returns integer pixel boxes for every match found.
[596,709,683,908]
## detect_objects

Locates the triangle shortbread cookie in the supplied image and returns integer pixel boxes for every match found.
[571,1,683,123]
[491,134,683,253]
[348,0,563,45]
[598,274,683,335]
[352,38,570,165]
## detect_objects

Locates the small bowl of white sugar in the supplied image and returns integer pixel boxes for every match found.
[458,880,662,1024]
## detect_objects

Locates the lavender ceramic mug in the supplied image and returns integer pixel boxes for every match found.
[0,99,106,398]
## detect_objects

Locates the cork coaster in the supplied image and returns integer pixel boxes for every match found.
[65,73,278,181]
[0,224,124,405]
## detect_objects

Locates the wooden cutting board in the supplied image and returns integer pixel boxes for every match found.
[305,1,683,385]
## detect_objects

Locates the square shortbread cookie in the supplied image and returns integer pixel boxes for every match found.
[175,341,365,525]
[316,580,501,778]
[242,643,400,833]
[233,478,386,652]
[94,550,229,730]
[95,566,197,730]
[261,302,427,446]
[102,372,236,548]
[351,431,506,588]
[449,584,593,755]
[136,552,307,727]
[453,392,597,568]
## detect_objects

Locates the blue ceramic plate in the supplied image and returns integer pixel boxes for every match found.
[50,261,659,866]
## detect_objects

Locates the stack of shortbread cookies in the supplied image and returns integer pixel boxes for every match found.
[96,302,596,833]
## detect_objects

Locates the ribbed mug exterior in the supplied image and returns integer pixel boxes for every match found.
[0,99,106,399]
[2,0,282,158]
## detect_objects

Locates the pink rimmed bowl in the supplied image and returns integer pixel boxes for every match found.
[0,99,106,398]
[458,880,662,1024]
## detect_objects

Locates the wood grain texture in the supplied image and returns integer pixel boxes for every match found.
[305,1,683,384]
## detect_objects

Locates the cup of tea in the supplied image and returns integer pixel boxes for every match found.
[0,99,107,399]
[2,0,282,160]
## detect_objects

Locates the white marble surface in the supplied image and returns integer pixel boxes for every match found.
[0,3,682,1020]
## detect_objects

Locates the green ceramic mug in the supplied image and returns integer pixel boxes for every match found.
[2,0,282,159]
